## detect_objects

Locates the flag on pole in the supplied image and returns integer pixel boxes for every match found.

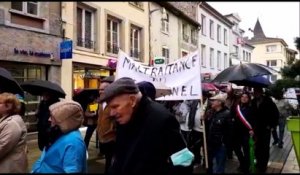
[249,136,256,173]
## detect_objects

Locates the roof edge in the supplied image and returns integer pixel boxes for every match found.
[200,2,234,27]
[157,2,201,27]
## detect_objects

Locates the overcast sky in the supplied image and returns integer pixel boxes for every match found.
[208,2,299,57]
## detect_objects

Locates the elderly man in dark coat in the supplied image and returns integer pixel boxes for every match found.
[100,77,194,175]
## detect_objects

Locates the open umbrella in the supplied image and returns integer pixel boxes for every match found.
[0,67,24,96]
[230,75,272,88]
[202,82,219,91]
[73,88,99,109]
[21,80,66,98]
[212,63,277,83]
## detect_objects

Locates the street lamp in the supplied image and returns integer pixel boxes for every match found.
[148,6,168,66]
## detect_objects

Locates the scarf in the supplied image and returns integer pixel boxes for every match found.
[236,104,253,131]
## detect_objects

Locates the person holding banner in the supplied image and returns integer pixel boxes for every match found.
[100,77,194,175]
[233,92,255,173]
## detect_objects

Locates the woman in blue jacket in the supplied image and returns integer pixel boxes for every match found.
[31,100,87,173]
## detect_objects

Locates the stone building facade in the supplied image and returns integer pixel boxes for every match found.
[0,2,63,132]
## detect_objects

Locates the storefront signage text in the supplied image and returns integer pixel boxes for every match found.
[14,48,52,58]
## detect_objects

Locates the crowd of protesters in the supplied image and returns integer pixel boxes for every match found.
[1,75,299,174]
[167,85,298,173]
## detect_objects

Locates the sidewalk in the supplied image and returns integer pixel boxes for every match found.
[27,127,297,173]
[281,147,300,173]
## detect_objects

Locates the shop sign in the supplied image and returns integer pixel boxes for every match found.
[153,56,166,66]
[14,48,52,58]
[60,40,72,59]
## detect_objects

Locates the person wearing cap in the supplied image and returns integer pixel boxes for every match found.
[96,75,116,174]
[100,77,194,175]
[0,93,28,173]
[31,100,87,173]
[207,93,233,174]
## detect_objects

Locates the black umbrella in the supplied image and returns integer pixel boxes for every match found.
[73,88,99,110]
[20,80,66,98]
[0,67,24,96]
[212,63,277,83]
[230,75,272,88]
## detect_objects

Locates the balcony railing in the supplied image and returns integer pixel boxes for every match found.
[130,49,141,60]
[77,37,95,49]
[107,44,120,54]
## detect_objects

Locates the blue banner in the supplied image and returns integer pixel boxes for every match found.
[60,40,72,59]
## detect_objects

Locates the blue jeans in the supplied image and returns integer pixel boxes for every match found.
[208,144,227,173]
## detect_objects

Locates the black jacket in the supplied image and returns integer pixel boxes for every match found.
[251,95,279,131]
[36,98,59,129]
[233,103,255,137]
[108,96,190,175]
[188,100,199,130]
[207,107,233,148]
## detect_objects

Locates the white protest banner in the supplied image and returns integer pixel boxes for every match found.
[116,50,202,101]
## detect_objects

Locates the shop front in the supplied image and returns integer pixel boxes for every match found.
[72,62,114,94]
[0,61,61,132]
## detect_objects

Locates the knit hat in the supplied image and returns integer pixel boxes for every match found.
[49,100,83,133]
[137,81,156,100]
[100,77,140,103]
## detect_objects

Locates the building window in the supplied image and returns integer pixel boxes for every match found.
[182,50,188,57]
[107,16,121,54]
[191,28,197,45]
[234,22,239,32]
[11,2,38,16]
[249,53,251,62]
[129,2,143,9]
[270,74,277,82]
[209,20,214,39]
[77,6,95,49]
[266,45,277,53]
[223,29,228,45]
[243,50,246,61]
[217,51,221,70]
[210,48,214,68]
[130,25,142,60]
[266,60,277,67]
[182,23,189,42]
[161,13,169,33]
[217,25,221,43]
[224,53,228,69]
[162,47,169,63]
[201,14,206,36]
[201,44,206,67]
[233,45,239,56]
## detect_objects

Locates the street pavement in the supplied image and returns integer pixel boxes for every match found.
[26,127,298,173]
